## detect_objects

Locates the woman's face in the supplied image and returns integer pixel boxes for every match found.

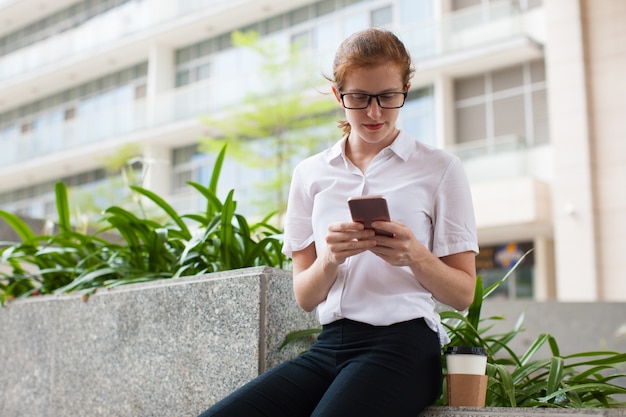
[334,63,408,148]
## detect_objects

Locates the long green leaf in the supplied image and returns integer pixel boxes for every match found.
[54,267,117,293]
[55,182,72,234]
[483,248,533,299]
[130,185,191,240]
[219,190,237,269]
[467,275,484,330]
[209,144,227,195]
[279,328,321,350]
[546,356,565,396]
[519,333,552,366]
[0,210,36,241]
[186,182,223,220]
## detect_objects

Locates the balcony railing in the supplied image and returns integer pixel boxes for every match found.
[400,0,539,61]
[0,0,231,83]
[450,135,530,182]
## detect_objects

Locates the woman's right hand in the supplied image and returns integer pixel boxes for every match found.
[324,221,377,266]
[291,222,376,312]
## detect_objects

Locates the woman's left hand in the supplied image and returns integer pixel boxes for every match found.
[368,220,427,267]
[368,220,477,311]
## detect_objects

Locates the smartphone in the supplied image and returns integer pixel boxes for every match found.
[347,195,394,237]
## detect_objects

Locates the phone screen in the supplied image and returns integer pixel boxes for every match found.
[348,195,393,237]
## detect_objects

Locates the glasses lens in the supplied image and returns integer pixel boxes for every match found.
[343,94,370,109]
[378,93,405,108]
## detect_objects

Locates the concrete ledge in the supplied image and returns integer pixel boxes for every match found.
[421,407,626,416]
[0,267,624,416]
[0,267,317,417]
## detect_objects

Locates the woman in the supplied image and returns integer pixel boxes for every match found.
[197,27,478,417]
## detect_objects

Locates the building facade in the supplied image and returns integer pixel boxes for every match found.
[0,0,624,301]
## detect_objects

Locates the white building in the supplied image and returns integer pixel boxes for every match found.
[1,0,624,301]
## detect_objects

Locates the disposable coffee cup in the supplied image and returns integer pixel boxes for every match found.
[445,346,487,375]
[445,346,488,407]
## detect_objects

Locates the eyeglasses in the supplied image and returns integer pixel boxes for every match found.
[339,92,407,109]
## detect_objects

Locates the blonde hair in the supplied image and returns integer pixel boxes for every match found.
[329,28,414,136]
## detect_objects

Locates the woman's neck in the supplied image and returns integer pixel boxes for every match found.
[345,129,399,172]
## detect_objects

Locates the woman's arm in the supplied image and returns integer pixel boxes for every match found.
[410,250,476,311]
[369,220,476,311]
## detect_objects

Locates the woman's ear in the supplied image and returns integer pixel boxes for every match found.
[331,86,343,105]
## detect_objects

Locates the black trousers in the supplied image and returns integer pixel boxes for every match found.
[197,318,442,417]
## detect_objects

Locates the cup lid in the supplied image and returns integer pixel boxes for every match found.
[445,346,487,356]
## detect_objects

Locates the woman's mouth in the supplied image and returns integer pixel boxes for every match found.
[364,123,384,131]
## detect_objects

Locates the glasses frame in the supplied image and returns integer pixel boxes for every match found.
[339,91,408,109]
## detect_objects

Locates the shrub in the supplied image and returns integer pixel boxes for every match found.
[0,145,286,304]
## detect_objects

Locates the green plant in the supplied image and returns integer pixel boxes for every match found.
[280,253,626,408]
[0,145,286,303]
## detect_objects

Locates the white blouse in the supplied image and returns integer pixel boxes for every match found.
[282,131,478,345]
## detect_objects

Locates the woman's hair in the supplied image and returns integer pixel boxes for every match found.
[330,28,415,136]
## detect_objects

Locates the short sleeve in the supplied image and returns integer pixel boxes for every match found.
[431,157,479,257]
[282,165,315,257]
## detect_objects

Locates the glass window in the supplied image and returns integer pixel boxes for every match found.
[493,95,525,138]
[291,6,310,25]
[402,88,435,147]
[314,21,337,51]
[173,171,192,191]
[454,61,548,147]
[456,104,486,143]
[399,0,434,25]
[532,90,549,145]
[266,15,284,34]
[455,75,484,100]
[451,0,481,11]
[198,40,213,56]
[530,60,546,82]
[292,31,311,50]
[476,242,535,299]
[135,84,147,100]
[176,70,190,87]
[196,62,211,81]
[316,0,335,17]
[492,65,523,92]
[343,12,368,38]
[371,6,393,27]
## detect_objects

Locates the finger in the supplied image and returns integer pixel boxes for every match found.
[371,221,396,238]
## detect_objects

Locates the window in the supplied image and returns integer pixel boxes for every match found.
[454,60,548,146]
[400,87,435,146]
[476,242,535,299]
[291,31,311,50]
[0,0,134,55]
[20,122,34,134]
[134,84,146,100]
[371,6,393,27]
[64,107,76,120]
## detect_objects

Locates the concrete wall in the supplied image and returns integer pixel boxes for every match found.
[0,267,624,417]
[0,267,317,417]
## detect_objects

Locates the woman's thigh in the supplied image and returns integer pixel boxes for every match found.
[311,319,442,417]
[197,349,334,417]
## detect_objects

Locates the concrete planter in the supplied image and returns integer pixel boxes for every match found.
[0,267,317,417]
[0,267,624,416]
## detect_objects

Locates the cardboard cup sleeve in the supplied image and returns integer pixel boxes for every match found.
[446,374,488,407]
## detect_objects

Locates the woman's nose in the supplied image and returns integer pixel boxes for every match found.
[367,98,383,118]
